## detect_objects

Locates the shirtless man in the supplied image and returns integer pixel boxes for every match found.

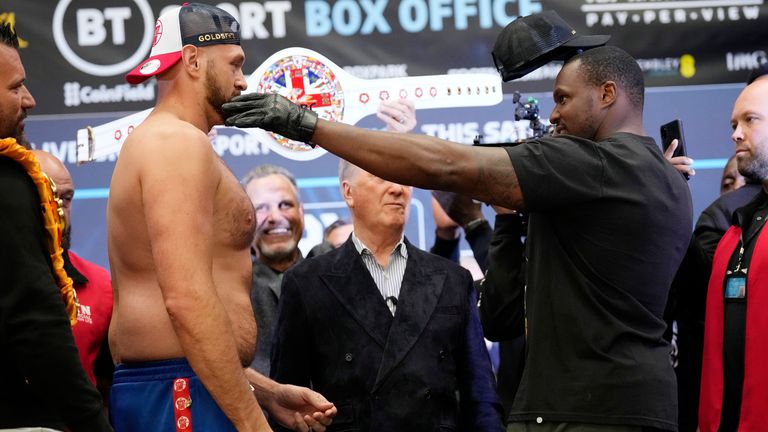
[108,4,334,431]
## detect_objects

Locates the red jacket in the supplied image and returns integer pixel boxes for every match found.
[68,251,113,385]
[700,225,768,430]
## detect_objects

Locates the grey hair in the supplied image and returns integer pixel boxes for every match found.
[338,158,361,183]
[241,164,297,188]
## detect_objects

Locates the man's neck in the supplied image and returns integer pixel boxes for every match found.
[156,80,214,133]
[353,225,404,266]
[594,109,645,141]
[260,250,300,274]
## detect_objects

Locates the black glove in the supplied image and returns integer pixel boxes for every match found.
[222,93,318,144]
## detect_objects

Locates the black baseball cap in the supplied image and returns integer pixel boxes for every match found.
[492,10,610,82]
[126,3,241,84]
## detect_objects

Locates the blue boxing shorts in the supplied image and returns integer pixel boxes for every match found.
[110,358,237,432]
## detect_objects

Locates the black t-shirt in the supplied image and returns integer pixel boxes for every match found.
[504,133,692,430]
[720,190,768,431]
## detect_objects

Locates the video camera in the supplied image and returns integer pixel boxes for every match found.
[512,91,549,139]
[473,91,552,146]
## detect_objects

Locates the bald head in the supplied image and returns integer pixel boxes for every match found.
[32,150,74,245]
[730,79,768,182]
[33,150,72,191]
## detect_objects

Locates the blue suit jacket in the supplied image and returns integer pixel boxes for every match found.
[270,238,503,431]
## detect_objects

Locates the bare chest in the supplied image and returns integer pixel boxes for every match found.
[214,161,256,251]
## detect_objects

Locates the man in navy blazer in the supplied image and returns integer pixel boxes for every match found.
[270,160,503,431]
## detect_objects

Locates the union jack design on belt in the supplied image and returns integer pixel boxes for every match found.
[256,54,345,153]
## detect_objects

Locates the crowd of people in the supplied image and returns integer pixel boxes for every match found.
[2,3,768,432]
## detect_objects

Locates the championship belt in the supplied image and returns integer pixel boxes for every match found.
[77,47,503,163]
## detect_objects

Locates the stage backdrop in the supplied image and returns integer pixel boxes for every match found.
[3,0,767,268]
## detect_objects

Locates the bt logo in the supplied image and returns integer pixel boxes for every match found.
[53,0,155,77]
[53,0,292,78]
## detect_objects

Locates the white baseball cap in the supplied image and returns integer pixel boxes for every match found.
[126,2,241,84]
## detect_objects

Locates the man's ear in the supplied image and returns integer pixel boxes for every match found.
[599,81,617,108]
[341,180,354,208]
[181,45,202,77]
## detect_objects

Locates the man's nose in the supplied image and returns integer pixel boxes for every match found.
[389,183,406,196]
[235,72,247,92]
[549,108,560,125]
[732,124,743,143]
[21,85,36,109]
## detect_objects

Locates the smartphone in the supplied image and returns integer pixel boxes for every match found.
[660,119,687,159]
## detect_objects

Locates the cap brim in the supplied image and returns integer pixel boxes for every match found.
[125,51,182,84]
[563,34,611,49]
[497,34,611,82]
[500,55,555,81]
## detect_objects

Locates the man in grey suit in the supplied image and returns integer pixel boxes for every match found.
[270,160,504,431]
[242,164,305,377]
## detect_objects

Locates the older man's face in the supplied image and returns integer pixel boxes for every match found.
[246,174,304,265]
[343,170,412,233]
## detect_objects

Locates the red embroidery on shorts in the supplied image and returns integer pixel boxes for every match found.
[173,378,192,431]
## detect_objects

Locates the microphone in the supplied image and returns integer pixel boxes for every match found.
[386,296,398,306]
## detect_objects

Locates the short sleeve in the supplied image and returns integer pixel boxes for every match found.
[504,136,604,211]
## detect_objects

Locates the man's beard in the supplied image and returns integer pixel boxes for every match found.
[16,133,31,149]
[738,147,768,182]
[0,113,30,148]
[257,238,299,264]
[205,63,230,121]
[62,224,72,251]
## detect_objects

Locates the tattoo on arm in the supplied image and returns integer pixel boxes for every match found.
[474,153,525,210]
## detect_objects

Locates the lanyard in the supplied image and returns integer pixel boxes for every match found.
[729,211,768,276]
[728,236,747,276]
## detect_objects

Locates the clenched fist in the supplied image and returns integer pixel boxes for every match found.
[222,93,318,144]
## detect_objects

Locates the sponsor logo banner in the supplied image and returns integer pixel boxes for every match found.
[2,0,766,114]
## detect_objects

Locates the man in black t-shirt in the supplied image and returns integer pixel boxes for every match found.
[222,45,691,430]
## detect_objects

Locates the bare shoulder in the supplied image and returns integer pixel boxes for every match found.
[124,114,218,181]
[128,115,211,159]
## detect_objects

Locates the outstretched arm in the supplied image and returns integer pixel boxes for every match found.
[319,120,523,209]
[223,94,526,210]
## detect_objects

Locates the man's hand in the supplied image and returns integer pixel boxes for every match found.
[431,196,460,240]
[376,99,417,133]
[260,383,336,432]
[223,93,318,143]
[664,139,695,178]
[432,190,484,229]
